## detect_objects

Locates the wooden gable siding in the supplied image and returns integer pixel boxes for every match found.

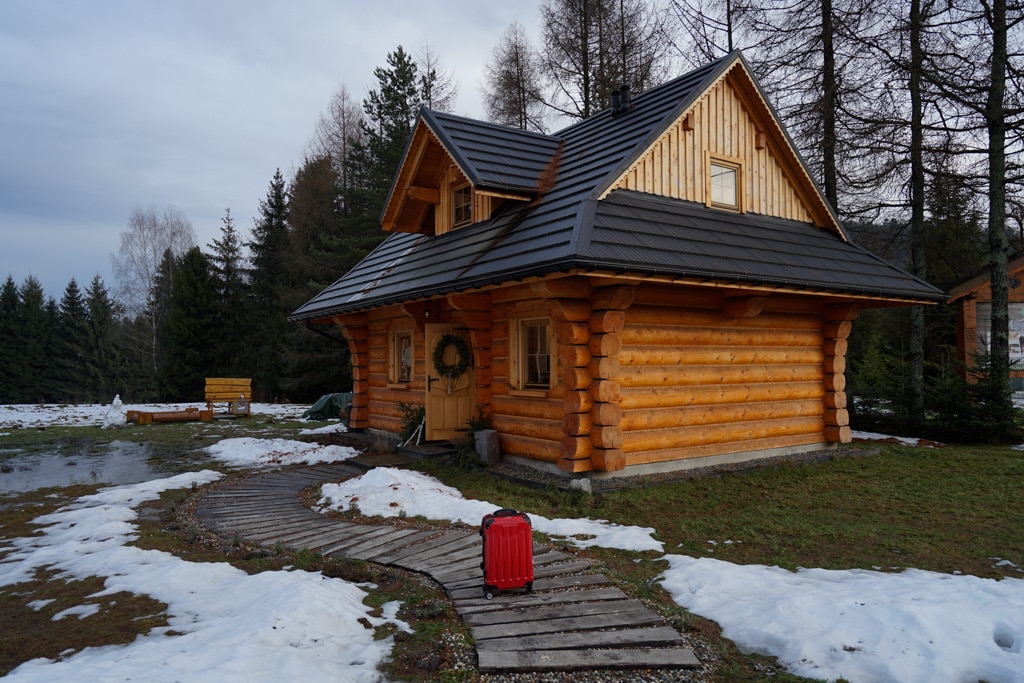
[617,287,828,466]
[606,75,814,225]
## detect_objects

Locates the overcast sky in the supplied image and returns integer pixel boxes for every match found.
[0,0,543,298]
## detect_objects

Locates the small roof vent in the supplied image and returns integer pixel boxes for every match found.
[611,85,632,116]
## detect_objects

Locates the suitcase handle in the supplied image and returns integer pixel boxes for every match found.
[492,508,520,517]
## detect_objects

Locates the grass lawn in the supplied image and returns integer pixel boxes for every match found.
[423,443,1024,581]
[2,423,1022,681]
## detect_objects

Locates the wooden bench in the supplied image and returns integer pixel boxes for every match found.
[205,378,252,416]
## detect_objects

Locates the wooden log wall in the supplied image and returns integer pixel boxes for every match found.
[335,314,370,430]
[489,281,587,468]
[618,291,827,467]
[362,308,425,434]
[821,304,860,444]
[552,295,595,474]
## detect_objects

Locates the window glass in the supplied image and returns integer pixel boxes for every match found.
[710,161,738,209]
[393,330,412,383]
[522,319,550,388]
[453,186,472,226]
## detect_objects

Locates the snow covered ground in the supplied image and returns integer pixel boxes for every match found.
[0,401,308,430]
[2,403,1023,682]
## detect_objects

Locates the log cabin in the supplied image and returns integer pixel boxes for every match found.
[290,51,945,479]
[948,253,1024,388]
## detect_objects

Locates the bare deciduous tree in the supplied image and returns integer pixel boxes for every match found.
[416,42,458,112]
[484,20,548,131]
[111,205,195,377]
[540,0,671,120]
[307,84,365,194]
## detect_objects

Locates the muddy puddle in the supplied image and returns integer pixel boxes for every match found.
[0,441,165,494]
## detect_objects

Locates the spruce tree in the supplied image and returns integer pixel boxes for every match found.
[0,276,20,403]
[17,276,53,403]
[282,155,352,402]
[157,247,219,401]
[207,208,248,376]
[85,275,121,401]
[54,278,91,402]
[247,169,290,400]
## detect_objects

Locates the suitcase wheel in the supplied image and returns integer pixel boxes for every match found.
[526,581,533,593]
[484,587,494,600]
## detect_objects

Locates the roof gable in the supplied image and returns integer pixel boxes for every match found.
[600,53,843,236]
[380,110,563,234]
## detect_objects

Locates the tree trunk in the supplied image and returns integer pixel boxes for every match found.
[986,0,1013,419]
[908,0,926,427]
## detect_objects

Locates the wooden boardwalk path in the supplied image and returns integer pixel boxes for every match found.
[193,464,699,673]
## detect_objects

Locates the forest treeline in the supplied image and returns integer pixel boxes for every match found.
[0,0,1021,440]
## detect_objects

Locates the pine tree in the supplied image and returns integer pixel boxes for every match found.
[0,276,20,403]
[85,275,121,401]
[17,276,53,403]
[53,278,91,402]
[282,156,352,402]
[346,46,434,215]
[157,247,219,401]
[207,208,248,375]
[247,170,291,400]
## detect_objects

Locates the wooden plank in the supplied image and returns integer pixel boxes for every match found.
[445,567,607,600]
[320,527,397,556]
[203,513,322,532]
[374,531,478,566]
[357,530,441,561]
[367,531,459,565]
[476,625,683,652]
[453,587,630,615]
[470,608,666,640]
[413,544,483,571]
[340,528,423,559]
[477,646,700,673]
[462,599,649,627]
[256,524,358,548]
[442,559,592,591]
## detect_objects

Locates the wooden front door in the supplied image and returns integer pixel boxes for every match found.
[424,323,474,441]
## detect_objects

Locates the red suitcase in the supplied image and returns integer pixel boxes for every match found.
[480,508,534,599]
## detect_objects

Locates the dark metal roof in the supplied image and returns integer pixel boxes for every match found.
[585,191,945,301]
[420,109,563,193]
[291,53,944,322]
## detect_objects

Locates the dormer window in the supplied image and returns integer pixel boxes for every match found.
[708,156,742,211]
[453,185,472,227]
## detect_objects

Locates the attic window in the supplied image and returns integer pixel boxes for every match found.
[453,185,472,227]
[708,157,742,211]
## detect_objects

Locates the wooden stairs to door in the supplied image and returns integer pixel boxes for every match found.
[192,464,699,674]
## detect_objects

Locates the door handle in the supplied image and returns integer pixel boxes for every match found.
[428,376,436,391]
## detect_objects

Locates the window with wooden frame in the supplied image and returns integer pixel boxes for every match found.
[389,328,414,386]
[510,316,554,393]
[453,184,472,227]
[708,156,742,211]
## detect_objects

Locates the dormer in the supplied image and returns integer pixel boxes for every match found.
[381,109,563,236]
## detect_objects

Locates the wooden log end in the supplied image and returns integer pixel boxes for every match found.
[560,435,594,460]
[592,448,626,471]
[557,457,594,473]
[824,425,852,443]
[564,390,595,414]
[591,425,625,449]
